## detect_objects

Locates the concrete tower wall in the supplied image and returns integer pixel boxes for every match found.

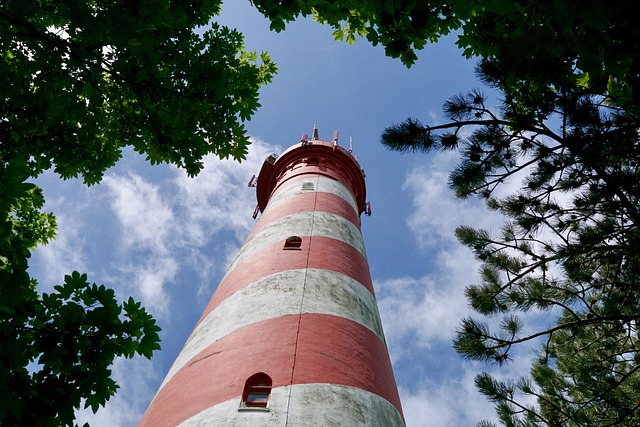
[139,140,404,426]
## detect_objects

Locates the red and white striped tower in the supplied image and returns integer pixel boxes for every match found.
[139,130,405,426]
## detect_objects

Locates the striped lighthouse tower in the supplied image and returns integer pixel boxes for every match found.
[139,129,405,426]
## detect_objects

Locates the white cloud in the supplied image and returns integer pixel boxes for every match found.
[81,138,282,317]
[377,152,497,359]
[173,155,261,243]
[399,367,496,427]
[377,268,472,362]
[123,257,179,316]
[378,150,553,426]
[28,177,101,290]
[33,208,88,291]
[103,174,175,253]
[402,151,502,249]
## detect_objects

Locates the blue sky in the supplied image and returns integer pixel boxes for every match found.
[29,2,537,426]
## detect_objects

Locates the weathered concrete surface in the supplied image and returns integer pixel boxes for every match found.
[197,236,375,322]
[248,191,362,240]
[140,315,401,426]
[178,384,404,427]
[227,211,367,273]
[266,176,359,214]
[157,268,386,392]
[286,384,405,427]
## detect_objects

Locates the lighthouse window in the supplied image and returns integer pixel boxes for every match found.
[307,157,320,165]
[247,389,269,404]
[240,372,272,410]
[301,182,314,191]
[283,236,302,250]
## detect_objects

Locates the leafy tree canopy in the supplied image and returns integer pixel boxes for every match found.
[251,0,638,110]
[2,0,275,184]
[251,1,640,425]
[1,0,275,425]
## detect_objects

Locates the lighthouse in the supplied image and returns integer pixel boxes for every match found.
[139,130,405,426]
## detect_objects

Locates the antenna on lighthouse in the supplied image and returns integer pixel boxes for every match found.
[364,201,372,216]
[349,137,353,153]
[312,121,319,140]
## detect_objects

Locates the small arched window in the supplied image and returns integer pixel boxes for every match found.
[306,157,320,166]
[240,372,272,409]
[283,236,302,250]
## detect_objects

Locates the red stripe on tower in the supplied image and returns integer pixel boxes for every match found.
[139,132,405,426]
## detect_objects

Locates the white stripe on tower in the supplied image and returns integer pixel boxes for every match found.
[177,384,405,426]
[139,138,405,426]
